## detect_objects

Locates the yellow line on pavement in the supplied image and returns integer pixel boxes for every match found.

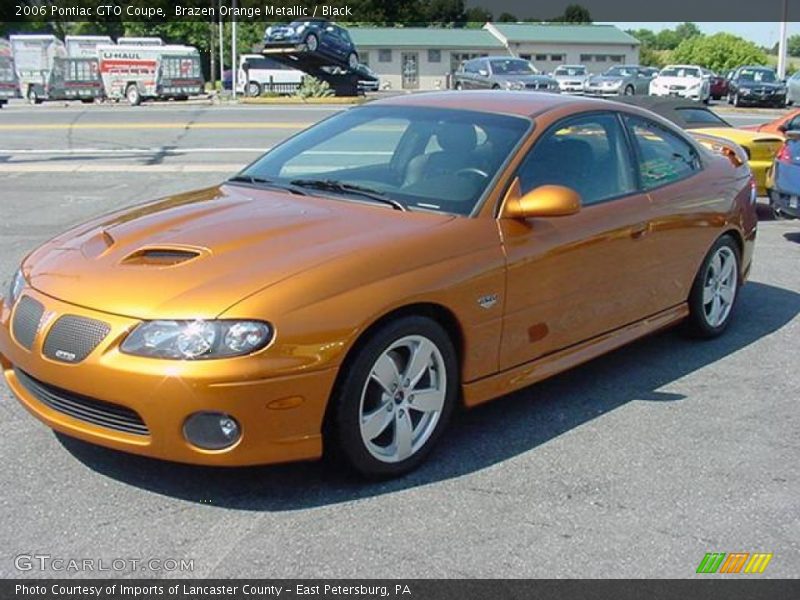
[0,121,313,131]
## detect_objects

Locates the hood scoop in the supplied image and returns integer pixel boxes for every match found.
[121,246,205,267]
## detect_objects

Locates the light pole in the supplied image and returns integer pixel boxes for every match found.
[231,0,238,99]
[777,0,788,79]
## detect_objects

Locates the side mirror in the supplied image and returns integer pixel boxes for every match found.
[502,179,581,219]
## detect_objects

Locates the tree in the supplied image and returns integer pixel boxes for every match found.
[561,4,592,23]
[497,12,518,22]
[463,6,492,24]
[672,33,768,73]
[788,34,800,58]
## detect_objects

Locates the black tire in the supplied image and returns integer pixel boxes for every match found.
[27,87,41,105]
[347,52,359,71]
[247,81,261,97]
[454,82,463,90]
[623,85,634,96]
[126,84,141,106]
[305,33,319,53]
[769,193,789,220]
[491,84,500,90]
[733,93,741,107]
[80,98,94,104]
[685,235,741,339]
[326,315,458,478]
[727,93,733,105]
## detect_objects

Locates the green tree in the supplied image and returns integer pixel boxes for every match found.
[788,34,800,57]
[497,12,518,22]
[672,33,768,73]
[561,4,592,23]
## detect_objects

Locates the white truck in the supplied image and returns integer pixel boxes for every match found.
[237,54,303,96]
[65,35,113,58]
[0,38,18,107]
[117,37,163,46]
[97,44,204,105]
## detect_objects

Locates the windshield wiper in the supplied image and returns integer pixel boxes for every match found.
[227,175,307,195]
[290,179,406,211]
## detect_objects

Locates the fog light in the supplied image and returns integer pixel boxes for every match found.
[183,412,241,450]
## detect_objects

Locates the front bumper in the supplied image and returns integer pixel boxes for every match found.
[650,89,704,101]
[736,93,786,107]
[0,288,337,466]
[583,87,622,97]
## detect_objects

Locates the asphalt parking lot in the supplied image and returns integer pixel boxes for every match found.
[0,100,798,579]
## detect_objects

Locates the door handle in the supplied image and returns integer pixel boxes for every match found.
[630,222,651,239]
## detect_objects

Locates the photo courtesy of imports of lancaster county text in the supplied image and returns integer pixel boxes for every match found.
[0,0,798,596]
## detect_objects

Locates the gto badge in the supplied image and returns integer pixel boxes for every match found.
[477,294,499,309]
[54,349,77,362]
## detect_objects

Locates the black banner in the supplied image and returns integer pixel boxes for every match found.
[0,0,798,23]
[3,580,800,600]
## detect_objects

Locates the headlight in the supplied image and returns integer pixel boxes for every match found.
[740,88,751,95]
[294,24,306,34]
[505,81,524,90]
[689,81,701,89]
[7,269,24,306]
[265,26,273,36]
[121,320,273,360]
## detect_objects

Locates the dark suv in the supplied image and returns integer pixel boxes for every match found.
[264,19,359,70]
[727,66,786,108]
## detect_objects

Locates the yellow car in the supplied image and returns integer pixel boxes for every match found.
[620,97,783,194]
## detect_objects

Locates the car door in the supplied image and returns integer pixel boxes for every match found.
[621,113,711,309]
[475,59,492,89]
[498,111,659,370]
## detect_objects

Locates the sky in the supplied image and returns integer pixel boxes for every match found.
[604,22,800,48]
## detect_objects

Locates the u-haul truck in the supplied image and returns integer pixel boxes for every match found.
[97,44,204,105]
[65,35,113,58]
[0,38,18,107]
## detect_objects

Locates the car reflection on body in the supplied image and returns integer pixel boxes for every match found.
[453,57,559,92]
[583,65,654,97]
[0,92,756,478]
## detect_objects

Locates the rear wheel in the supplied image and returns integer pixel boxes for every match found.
[327,316,458,478]
[305,33,319,53]
[347,52,359,71]
[126,84,141,106]
[247,81,262,97]
[454,82,463,90]
[686,236,740,338]
[733,92,742,107]
[623,85,634,96]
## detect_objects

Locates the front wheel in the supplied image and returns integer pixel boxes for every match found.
[126,84,141,106]
[733,93,742,107]
[623,85,634,96]
[326,316,458,478]
[686,236,740,338]
[454,81,463,90]
[247,81,262,97]
[347,52,359,70]
[305,33,319,53]
[27,87,41,105]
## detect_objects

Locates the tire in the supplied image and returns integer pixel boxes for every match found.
[491,84,500,90]
[80,98,94,104]
[326,315,458,478]
[727,93,733,105]
[347,52,359,71]
[247,81,261,97]
[27,87,40,105]
[686,235,740,338]
[769,193,789,220]
[733,93,742,107]
[623,85,634,96]
[305,33,319,53]
[126,84,141,106]
[454,82,463,91]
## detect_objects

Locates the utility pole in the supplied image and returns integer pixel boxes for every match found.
[218,1,224,85]
[231,0,238,99]
[777,0,788,79]
[209,0,216,87]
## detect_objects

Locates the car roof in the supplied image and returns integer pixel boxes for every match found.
[615,96,732,129]
[370,90,678,120]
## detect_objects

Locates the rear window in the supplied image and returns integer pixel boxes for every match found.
[675,108,730,127]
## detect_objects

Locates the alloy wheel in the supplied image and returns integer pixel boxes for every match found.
[358,335,446,463]
[702,246,737,328]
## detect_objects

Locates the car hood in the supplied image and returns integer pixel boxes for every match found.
[23,185,454,320]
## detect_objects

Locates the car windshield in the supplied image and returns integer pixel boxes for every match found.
[738,68,777,83]
[490,59,535,75]
[554,66,586,76]
[605,67,636,77]
[235,105,530,216]
[660,67,701,78]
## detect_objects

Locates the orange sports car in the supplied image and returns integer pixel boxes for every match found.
[742,108,800,136]
[0,92,757,477]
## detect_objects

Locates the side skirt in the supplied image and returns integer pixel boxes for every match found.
[462,303,689,408]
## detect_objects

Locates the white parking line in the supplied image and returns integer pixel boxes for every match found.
[0,163,246,173]
[0,147,267,155]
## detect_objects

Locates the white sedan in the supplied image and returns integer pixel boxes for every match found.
[649,65,710,103]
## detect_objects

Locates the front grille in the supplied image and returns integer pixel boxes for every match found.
[669,85,687,91]
[15,368,149,436]
[11,296,44,350]
[42,315,110,363]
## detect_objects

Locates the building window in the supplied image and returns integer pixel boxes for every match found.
[580,54,592,62]
[519,54,531,61]
[550,54,564,62]
[595,55,607,62]
[609,55,623,63]
[378,49,392,63]
[535,54,547,61]
[451,52,486,73]
[428,49,441,63]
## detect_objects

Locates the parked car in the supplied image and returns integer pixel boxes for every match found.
[264,19,359,70]
[583,65,653,97]
[618,96,783,195]
[453,57,559,92]
[238,54,303,96]
[0,92,757,477]
[355,64,380,92]
[741,109,800,135]
[765,130,800,219]
[649,65,711,103]
[786,70,800,105]
[552,64,588,94]
[727,66,786,108]
[704,69,729,101]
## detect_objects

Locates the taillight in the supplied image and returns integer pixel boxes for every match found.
[749,176,757,204]
[776,143,792,164]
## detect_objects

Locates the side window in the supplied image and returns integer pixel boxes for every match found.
[516,113,637,206]
[464,60,478,74]
[787,115,800,131]
[625,116,701,189]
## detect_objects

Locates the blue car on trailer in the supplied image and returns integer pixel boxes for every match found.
[264,19,360,71]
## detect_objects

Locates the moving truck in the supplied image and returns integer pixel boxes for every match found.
[10,34,103,103]
[117,37,163,46]
[97,44,204,105]
[65,35,113,58]
[0,38,18,107]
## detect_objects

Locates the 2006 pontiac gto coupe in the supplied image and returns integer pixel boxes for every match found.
[0,92,757,477]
